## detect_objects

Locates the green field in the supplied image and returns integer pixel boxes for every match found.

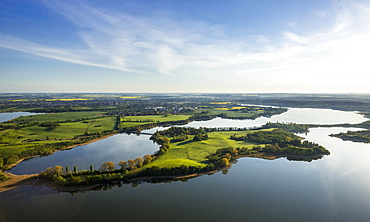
[0,113,191,162]
[0,140,73,157]
[10,111,106,124]
[0,108,35,113]
[0,113,191,161]
[1,116,116,142]
[120,114,191,128]
[0,113,117,159]
[195,108,265,119]
[144,129,273,169]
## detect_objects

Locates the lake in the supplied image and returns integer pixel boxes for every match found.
[9,134,160,175]
[0,112,43,123]
[1,108,370,222]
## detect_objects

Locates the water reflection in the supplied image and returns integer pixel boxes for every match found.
[143,107,368,133]
[2,107,370,221]
[10,133,159,175]
[0,112,43,122]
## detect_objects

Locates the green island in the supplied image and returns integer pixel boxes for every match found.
[34,126,329,191]
[3,93,369,191]
[325,121,370,143]
[330,129,370,143]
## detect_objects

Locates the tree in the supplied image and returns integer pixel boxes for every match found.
[65,165,69,174]
[118,161,127,170]
[143,154,153,165]
[54,165,63,176]
[221,158,230,167]
[224,153,232,161]
[73,165,78,174]
[127,159,136,170]
[43,167,54,177]
[5,155,18,165]
[41,165,63,177]
[90,164,94,172]
[100,161,115,171]
[193,133,208,141]
[135,157,144,168]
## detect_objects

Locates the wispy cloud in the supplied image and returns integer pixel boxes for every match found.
[0,34,133,71]
[1,0,370,85]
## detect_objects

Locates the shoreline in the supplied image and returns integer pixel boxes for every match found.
[3,133,119,171]
[0,133,119,193]
[27,152,325,193]
[0,150,325,193]
[44,166,234,193]
[330,134,370,143]
[61,133,119,151]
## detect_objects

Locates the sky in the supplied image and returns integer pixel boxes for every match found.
[1,0,370,93]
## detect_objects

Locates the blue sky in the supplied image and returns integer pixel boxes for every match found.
[1,0,370,93]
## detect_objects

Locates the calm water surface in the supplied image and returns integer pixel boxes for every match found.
[143,107,367,133]
[10,134,159,174]
[1,108,370,222]
[184,107,367,128]
[0,112,43,122]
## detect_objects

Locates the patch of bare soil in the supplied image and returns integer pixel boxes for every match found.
[0,172,38,193]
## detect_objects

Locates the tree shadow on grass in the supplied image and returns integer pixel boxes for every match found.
[177,140,195,146]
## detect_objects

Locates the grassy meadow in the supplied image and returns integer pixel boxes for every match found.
[194,108,264,119]
[1,116,116,142]
[10,111,106,123]
[0,113,190,160]
[0,112,117,159]
[120,114,191,128]
[144,129,274,169]
[0,140,73,157]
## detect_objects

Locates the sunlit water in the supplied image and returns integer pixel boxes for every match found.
[1,108,370,222]
[10,134,159,174]
[0,112,43,122]
[185,107,367,128]
[143,107,367,133]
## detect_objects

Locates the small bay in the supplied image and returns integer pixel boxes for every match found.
[10,133,159,175]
